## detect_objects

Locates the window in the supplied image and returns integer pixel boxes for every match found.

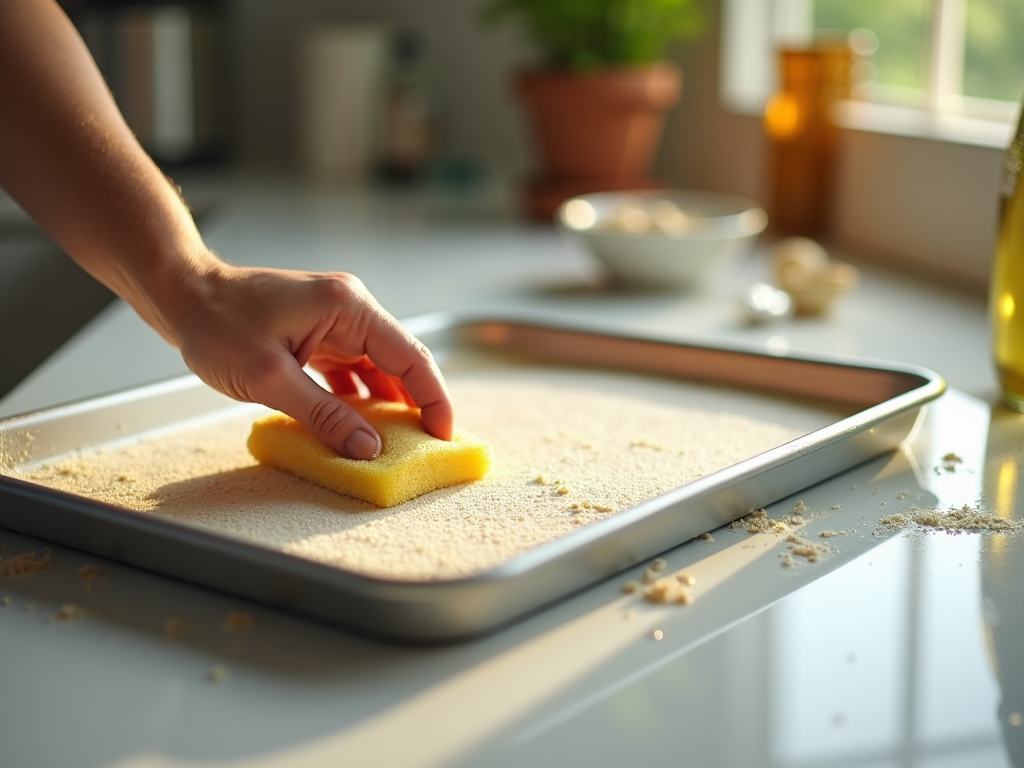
[722,0,1024,144]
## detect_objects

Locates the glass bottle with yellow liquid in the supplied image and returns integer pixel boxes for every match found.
[992,114,1024,411]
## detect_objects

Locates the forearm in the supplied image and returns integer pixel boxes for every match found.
[0,0,454,454]
[0,0,215,346]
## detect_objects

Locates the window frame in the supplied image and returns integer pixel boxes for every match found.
[720,0,1020,149]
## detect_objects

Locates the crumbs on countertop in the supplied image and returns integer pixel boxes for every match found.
[643,575,695,605]
[879,504,1022,533]
[0,550,52,577]
[730,508,794,535]
[936,453,964,475]
[730,507,835,566]
[784,533,832,564]
[48,604,86,623]
[77,564,103,580]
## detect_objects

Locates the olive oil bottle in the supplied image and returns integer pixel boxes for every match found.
[992,112,1024,412]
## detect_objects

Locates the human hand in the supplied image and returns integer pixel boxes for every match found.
[170,261,453,460]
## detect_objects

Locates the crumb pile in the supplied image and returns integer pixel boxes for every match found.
[730,505,835,567]
[0,550,52,577]
[9,379,799,581]
[48,603,86,623]
[938,452,964,473]
[879,504,1023,533]
[622,558,697,604]
[77,564,102,580]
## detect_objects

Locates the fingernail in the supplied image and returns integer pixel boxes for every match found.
[345,429,381,461]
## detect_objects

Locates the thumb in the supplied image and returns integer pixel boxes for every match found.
[264,360,382,461]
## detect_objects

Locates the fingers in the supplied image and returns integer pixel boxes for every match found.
[321,366,362,397]
[264,357,382,461]
[349,358,413,405]
[361,319,454,441]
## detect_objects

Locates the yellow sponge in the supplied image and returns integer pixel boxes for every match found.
[247,398,493,507]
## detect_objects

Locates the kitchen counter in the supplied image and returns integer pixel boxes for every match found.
[1,176,1020,768]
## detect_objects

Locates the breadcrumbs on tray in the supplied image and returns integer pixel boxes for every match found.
[819,530,852,538]
[830,505,842,510]
[622,580,643,594]
[694,532,714,542]
[223,611,255,631]
[879,504,1023,533]
[0,550,52,577]
[9,379,802,581]
[165,617,183,637]
[207,665,228,683]
[571,500,615,513]
[49,603,86,623]
[652,629,664,641]
[630,438,664,451]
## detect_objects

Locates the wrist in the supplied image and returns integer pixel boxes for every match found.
[125,241,228,348]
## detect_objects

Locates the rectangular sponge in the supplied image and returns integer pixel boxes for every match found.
[247,397,493,508]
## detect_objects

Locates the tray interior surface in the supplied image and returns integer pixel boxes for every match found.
[1,342,851,583]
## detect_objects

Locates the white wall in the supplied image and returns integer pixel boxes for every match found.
[227,0,536,173]
[831,132,1001,292]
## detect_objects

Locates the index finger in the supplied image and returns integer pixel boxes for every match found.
[360,313,454,441]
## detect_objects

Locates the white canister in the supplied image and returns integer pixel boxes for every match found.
[299,25,388,179]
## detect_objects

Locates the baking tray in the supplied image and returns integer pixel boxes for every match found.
[0,312,945,642]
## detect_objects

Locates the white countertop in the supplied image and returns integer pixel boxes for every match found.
[1,176,1021,768]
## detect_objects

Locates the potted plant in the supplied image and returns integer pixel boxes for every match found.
[483,0,703,218]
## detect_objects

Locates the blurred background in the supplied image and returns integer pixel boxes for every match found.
[3,0,1024,397]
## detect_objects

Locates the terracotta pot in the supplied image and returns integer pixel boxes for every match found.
[516,62,682,219]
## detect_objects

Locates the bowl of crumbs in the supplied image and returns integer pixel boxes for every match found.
[558,190,768,289]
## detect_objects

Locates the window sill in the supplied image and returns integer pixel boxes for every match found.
[832,101,1014,150]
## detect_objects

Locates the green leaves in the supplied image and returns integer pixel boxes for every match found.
[482,0,703,69]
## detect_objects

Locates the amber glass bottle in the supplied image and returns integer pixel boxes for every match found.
[764,44,852,235]
[992,113,1024,412]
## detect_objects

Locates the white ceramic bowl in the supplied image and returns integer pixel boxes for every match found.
[557,190,768,289]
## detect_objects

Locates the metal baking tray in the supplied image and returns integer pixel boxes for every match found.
[0,312,945,642]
